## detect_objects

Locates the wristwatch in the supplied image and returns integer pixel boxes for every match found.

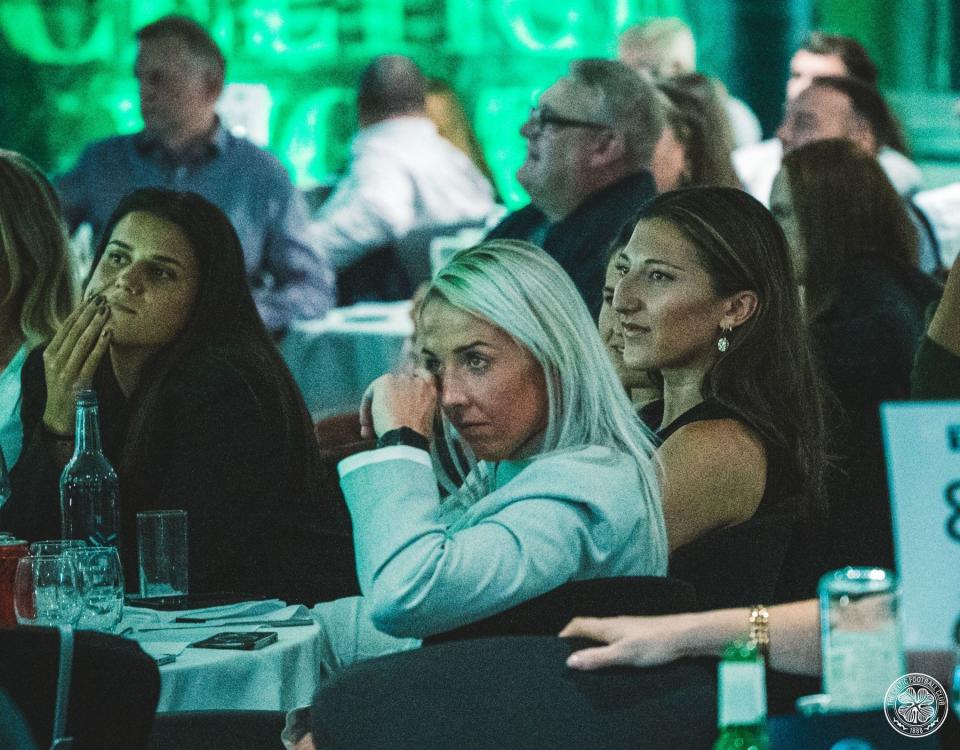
[376,427,429,452]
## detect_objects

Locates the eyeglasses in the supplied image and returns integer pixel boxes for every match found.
[528,106,611,131]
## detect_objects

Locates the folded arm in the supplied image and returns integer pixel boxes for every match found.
[341,452,604,638]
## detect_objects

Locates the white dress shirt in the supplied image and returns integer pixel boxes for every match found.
[310,116,497,270]
[733,138,923,206]
[915,182,960,269]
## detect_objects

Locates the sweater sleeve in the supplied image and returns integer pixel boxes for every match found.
[340,453,612,639]
[2,347,62,541]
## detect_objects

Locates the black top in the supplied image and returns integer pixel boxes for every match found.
[2,346,358,604]
[642,399,800,609]
[810,254,941,577]
[643,399,799,520]
[485,171,657,319]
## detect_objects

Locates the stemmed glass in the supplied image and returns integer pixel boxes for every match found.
[13,554,82,626]
[67,546,124,631]
[29,539,87,556]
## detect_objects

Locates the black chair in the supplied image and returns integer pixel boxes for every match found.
[336,220,486,305]
[312,635,718,749]
[0,626,160,750]
[423,575,697,646]
[149,710,286,750]
[0,685,38,750]
[669,510,794,611]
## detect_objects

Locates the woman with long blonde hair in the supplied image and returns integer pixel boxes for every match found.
[0,149,74,467]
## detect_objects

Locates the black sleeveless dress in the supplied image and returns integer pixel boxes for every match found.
[641,399,800,610]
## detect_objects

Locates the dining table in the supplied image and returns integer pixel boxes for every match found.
[121,599,322,713]
[280,301,415,420]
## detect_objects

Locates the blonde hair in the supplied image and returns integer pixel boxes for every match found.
[421,240,665,554]
[0,150,74,346]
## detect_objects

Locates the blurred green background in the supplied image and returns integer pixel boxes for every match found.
[2,0,958,208]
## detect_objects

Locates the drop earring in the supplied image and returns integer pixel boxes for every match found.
[717,326,731,353]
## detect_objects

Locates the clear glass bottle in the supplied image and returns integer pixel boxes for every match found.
[818,567,905,711]
[713,639,770,750]
[59,390,119,547]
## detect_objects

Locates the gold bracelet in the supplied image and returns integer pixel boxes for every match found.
[748,604,770,660]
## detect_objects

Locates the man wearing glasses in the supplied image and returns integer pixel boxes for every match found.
[487,59,665,318]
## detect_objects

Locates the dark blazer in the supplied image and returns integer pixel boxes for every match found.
[486,171,657,319]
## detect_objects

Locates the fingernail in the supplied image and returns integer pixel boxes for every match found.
[566,654,580,668]
[99,305,109,316]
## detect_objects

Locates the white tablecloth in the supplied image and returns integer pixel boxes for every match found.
[281,302,414,420]
[122,602,322,712]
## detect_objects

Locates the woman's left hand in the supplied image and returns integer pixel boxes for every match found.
[359,369,437,439]
[559,614,697,671]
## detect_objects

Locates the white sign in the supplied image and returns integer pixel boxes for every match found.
[881,402,960,651]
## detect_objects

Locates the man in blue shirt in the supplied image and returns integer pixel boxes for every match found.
[56,15,335,335]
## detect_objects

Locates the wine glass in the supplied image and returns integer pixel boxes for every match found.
[0,445,10,510]
[14,554,82,626]
[29,539,87,556]
[67,546,124,632]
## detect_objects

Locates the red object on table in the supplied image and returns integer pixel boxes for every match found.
[0,538,29,626]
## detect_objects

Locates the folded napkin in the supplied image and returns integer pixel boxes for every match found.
[122,604,311,644]
[137,641,191,661]
[123,598,287,625]
[166,599,289,622]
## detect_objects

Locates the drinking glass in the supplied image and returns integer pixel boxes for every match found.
[819,567,906,711]
[67,546,124,632]
[13,554,82,626]
[137,510,188,597]
[29,539,88,556]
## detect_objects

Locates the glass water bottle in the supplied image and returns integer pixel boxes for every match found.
[59,390,119,547]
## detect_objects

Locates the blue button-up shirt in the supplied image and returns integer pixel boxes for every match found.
[56,124,335,333]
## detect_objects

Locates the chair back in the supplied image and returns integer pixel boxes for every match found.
[669,510,794,611]
[424,575,696,646]
[0,685,38,750]
[336,221,487,305]
[312,635,717,750]
[0,626,160,750]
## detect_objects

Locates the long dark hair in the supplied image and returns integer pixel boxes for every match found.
[782,139,919,318]
[637,187,829,517]
[655,73,742,190]
[85,188,321,497]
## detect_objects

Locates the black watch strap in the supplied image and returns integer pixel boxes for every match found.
[376,427,429,452]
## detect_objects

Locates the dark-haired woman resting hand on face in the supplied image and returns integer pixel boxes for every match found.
[2,189,356,604]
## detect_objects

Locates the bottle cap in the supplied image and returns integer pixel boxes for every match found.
[75,388,98,405]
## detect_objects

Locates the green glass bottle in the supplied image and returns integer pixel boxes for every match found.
[713,639,770,750]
